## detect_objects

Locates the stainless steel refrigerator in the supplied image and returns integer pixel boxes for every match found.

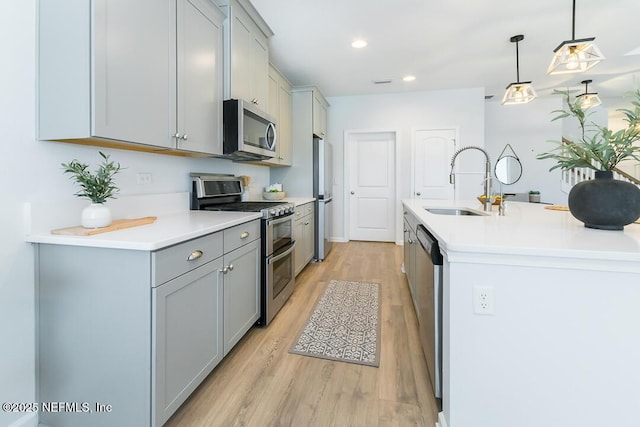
[313,138,333,260]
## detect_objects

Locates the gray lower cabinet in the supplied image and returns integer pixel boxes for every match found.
[403,211,419,312]
[152,257,224,425]
[36,219,260,427]
[294,202,315,275]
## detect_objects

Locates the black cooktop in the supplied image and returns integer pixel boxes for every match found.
[203,201,286,212]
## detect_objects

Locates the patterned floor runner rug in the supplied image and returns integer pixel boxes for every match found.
[289,280,380,367]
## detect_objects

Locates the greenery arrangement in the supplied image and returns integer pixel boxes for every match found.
[536,89,640,171]
[62,152,122,204]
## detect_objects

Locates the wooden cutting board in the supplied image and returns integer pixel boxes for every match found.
[51,216,157,236]
[544,205,569,211]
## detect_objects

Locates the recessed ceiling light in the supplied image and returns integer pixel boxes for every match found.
[351,39,367,49]
[403,75,416,82]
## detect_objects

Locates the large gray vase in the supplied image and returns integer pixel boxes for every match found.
[568,170,640,230]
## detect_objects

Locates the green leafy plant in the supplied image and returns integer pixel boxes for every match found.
[536,89,640,171]
[62,152,122,204]
[529,190,540,195]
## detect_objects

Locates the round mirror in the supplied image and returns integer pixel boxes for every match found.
[494,155,522,185]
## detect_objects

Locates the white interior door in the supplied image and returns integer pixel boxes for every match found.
[413,129,457,200]
[347,131,396,242]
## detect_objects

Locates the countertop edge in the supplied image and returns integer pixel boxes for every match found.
[25,212,263,251]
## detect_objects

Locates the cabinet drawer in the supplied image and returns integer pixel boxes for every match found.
[295,202,314,218]
[152,232,223,287]
[223,219,260,253]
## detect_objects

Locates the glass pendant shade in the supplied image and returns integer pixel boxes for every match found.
[576,79,602,108]
[502,82,537,105]
[547,38,605,75]
[502,35,536,106]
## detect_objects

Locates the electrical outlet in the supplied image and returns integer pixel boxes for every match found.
[136,173,152,185]
[473,285,495,315]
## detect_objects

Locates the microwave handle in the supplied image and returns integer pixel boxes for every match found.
[265,122,277,150]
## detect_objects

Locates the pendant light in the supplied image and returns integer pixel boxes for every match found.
[502,35,537,105]
[576,79,602,109]
[547,0,604,75]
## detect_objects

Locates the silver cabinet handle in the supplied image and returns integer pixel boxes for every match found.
[350,191,355,195]
[252,98,258,104]
[173,132,182,139]
[221,264,234,274]
[187,250,203,261]
[416,192,421,196]
[240,231,250,239]
[182,134,188,140]
[304,221,309,225]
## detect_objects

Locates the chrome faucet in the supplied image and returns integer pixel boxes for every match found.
[449,146,492,212]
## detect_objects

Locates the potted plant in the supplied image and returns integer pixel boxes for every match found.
[62,151,122,228]
[536,89,640,229]
[528,190,541,203]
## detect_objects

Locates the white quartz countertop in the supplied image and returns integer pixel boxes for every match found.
[26,211,262,251]
[282,197,315,206]
[403,199,640,263]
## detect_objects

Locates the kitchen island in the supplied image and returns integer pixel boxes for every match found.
[402,199,640,427]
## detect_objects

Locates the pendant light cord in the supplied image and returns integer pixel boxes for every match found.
[571,0,576,39]
[515,40,520,82]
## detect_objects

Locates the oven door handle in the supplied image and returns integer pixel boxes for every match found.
[268,242,296,265]
[267,212,294,226]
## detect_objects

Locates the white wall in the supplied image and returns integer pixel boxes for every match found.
[326,88,486,244]
[485,97,567,205]
[0,3,271,426]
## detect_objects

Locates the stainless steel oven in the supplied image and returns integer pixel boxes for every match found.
[263,214,295,325]
[190,173,296,326]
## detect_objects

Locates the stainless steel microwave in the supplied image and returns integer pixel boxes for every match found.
[222,99,277,160]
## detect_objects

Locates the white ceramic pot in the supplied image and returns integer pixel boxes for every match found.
[81,203,112,228]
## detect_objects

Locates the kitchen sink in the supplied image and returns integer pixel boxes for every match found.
[425,208,488,216]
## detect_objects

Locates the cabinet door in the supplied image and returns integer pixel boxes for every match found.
[312,92,327,138]
[294,217,305,275]
[251,33,269,108]
[277,81,293,165]
[230,7,253,103]
[303,212,315,265]
[223,239,260,354]
[93,0,174,147]
[153,257,223,426]
[176,0,224,155]
[267,72,279,117]
[264,65,292,166]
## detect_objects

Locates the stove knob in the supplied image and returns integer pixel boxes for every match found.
[270,209,276,215]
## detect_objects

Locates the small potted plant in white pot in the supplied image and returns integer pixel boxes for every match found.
[536,89,640,229]
[62,151,122,228]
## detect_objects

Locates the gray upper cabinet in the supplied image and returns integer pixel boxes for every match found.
[312,91,329,138]
[38,0,224,156]
[216,0,273,109]
[263,64,293,166]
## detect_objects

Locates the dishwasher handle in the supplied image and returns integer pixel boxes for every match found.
[416,225,443,265]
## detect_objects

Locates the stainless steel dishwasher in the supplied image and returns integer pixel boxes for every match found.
[415,224,443,402]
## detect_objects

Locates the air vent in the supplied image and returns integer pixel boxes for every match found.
[484,95,494,100]
[373,79,392,85]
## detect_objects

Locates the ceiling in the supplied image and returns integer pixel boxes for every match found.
[251,0,640,106]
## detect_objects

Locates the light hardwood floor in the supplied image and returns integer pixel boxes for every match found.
[165,241,439,427]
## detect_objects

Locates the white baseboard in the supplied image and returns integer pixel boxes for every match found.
[435,411,448,427]
[7,413,38,427]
